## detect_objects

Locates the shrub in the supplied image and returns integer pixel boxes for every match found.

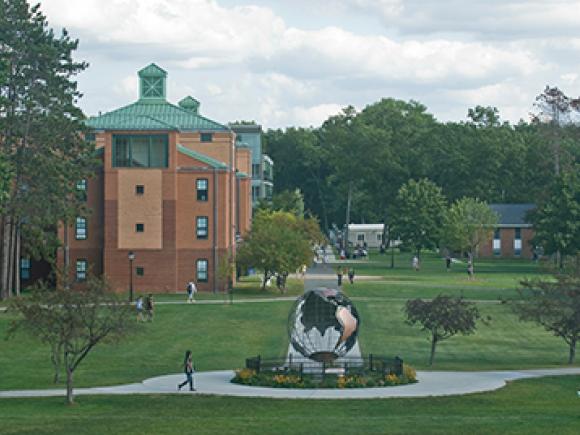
[403,364,417,383]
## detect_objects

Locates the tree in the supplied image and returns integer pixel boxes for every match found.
[405,295,485,366]
[531,86,580,175]
[258,189,306,218]
[440,198,498,260]
[8,274,135,404]
[0,0,94,299]
[391,178,447,257]
[236,211,316,291]
[528,166,580,266]
[512,265,580,364]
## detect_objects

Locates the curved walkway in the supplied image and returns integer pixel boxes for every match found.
[1,368,579,400]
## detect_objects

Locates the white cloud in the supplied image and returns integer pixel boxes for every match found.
[38,0,580,128]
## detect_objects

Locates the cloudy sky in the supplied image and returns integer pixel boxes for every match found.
[40,0,580,128]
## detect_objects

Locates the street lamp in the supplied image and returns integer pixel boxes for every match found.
[128,251,135,302]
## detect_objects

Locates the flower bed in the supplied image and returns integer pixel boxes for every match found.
[231,364,417,389]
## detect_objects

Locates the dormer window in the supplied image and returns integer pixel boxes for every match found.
[138,63,167,101]
[141,77,164,99]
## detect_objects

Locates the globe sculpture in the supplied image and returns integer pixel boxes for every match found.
[287,288,360,363]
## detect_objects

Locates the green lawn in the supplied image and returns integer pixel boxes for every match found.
[1,255,577,434]
[1,375,579,434]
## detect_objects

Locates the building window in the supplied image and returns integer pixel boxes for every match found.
[252,163,261,179]
[197,259,208,282]
[20,258,30,280]
[75,217,87,240]
[136,223,144,232]
[200,133,213,142]
[493,229,501,256]
[76,179,87,201]
[85,133,96,143]
[514,228,522,256]
[357,234,365,241]
[252,186,260,202]
[197,178,208,201]
[377,234,382,241]
[136,267,144,277]
[136,185,145,195]
[112,135,168,168]
[196,216,208,239]
[76,259,87,282]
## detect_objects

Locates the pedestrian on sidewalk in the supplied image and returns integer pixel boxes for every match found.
[144,293,154,321]
[187,280,197,303]
[135,296,144,322]
[348,268,355,284]
[337,267,344,287]
[177,350,196,391]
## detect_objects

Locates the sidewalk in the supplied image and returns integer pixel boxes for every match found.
[2,368,579,400]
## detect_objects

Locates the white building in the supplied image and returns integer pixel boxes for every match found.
[347,224,384,248]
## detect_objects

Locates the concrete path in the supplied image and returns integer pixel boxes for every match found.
[1,368,579,400]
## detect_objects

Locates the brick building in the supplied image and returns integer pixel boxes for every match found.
[480,204,535,258]
[57,64,252,293]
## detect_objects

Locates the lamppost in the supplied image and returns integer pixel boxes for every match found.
[128,251,135,302]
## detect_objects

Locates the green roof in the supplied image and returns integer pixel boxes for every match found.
[86,63,228,131]
[138,63,167,78]
[177,144,227,169]
[85,100,229,131]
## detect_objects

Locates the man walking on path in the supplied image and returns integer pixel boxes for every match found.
[187,280,197,303]
[348,268,355,284]
[337,267,344,287]
[144,294,154,321]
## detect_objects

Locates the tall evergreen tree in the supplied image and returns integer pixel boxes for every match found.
[0,0,94,299]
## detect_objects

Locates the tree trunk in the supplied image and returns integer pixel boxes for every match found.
[429,334,438,366]
[14,224,20,296]
[6,218,14,298]
[0,216,6,300]
[568,338,576,365]
[65,354,74,405]
[344,181,353,251]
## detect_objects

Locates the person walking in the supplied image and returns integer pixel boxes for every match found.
[337,267,344,287]
[467,260,474,281]
[187,280,197,303]
[177,350,196,392]
[412,255,420,271]
[135,296,144,322]
[445,255,452,271]
[348,268,355,284]
[144,293,154,321]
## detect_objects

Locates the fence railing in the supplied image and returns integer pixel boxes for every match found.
[245,354,403,377]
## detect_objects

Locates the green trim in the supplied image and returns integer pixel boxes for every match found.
[236,172,249,179]
[177,144,227,169]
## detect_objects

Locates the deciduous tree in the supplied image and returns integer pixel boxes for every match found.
[405,295,485,366]
[8,274,135,404]
[440,198,498,260]
[513,265,580,364]
[391,178,447,257]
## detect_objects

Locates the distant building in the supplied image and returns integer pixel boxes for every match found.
[57,63,252,293]
[229,123,273,206]
[480,203,535,258]
[347,224,384,248]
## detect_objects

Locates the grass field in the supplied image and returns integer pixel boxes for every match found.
[1,375,579,434]
[0,253,577,434]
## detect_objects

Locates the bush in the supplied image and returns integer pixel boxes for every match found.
[403,364,417,383]
[230,364,419,389]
